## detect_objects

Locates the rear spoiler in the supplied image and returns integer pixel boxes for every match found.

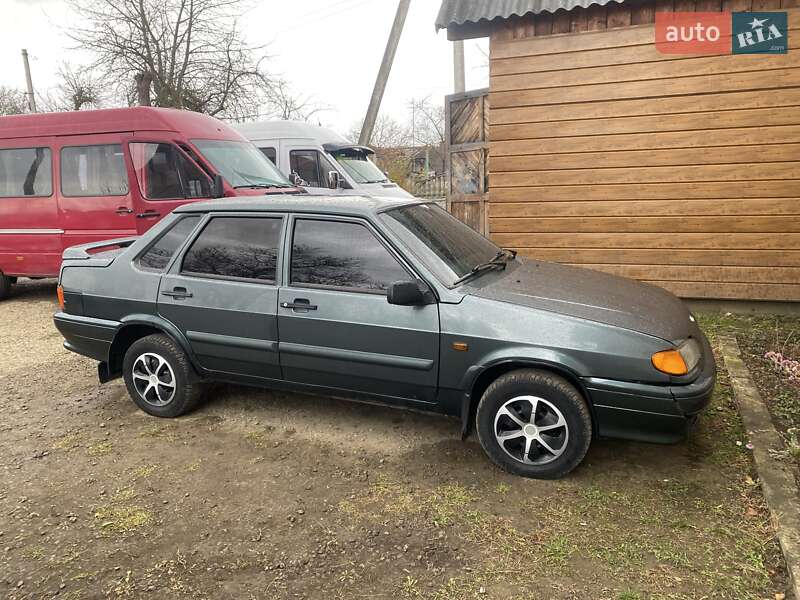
[62,237,138,260]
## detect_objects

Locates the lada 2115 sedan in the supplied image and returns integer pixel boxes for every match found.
[54,196,715,479]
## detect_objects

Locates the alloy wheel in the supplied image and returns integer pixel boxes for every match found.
[131,352,176,407]
[493,395,569,465]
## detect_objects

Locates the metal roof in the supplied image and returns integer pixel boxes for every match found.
[233,120,349,144]
[436,0,625,38]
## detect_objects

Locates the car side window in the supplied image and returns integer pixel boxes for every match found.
[61,144,128,196]
[130,142,211,200]
[0,147,52,198]
[137,216,201,271]
[290,219,409,293]
[259,147,277,165]
[182,216,282,283]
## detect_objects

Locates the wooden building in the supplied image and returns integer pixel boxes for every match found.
[436,0,800,303]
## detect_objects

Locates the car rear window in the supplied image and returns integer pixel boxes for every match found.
[182,217,282,283]
[137,216,201,271]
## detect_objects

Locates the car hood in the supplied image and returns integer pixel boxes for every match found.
[467,258,693,342]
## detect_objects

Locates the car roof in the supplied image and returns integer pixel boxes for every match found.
[173,194,426,216]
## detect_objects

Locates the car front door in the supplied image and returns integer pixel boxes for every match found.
[157,213,285,381]
[287,147,346,194]
[277,215,439,404]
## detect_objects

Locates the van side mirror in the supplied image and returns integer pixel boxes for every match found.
[327,170,341,189]
[387,279,433,306]
[289,172,305,186]
[211,174,225,198]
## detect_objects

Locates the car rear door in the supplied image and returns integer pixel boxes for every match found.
[277,214,440,404]
[157,213,285,381]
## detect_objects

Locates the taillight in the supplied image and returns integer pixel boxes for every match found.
[57,285,65,309]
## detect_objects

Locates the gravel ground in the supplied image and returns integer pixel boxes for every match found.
[0,279,792,599]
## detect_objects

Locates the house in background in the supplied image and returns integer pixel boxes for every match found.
[436,0,799,307]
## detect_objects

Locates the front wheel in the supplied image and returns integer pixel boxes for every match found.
[476,369,592,479]
[122,334,202,417]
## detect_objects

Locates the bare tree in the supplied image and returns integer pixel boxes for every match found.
[408,96,445,147]
[67,0,279,119]
[347,114,411,148]
[38,63,107,112]
[0,86,28,116]
[264,80,326,122]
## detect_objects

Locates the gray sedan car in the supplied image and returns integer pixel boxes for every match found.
[54,196,715,479]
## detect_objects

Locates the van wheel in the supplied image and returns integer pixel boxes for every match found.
[0,274,12,300]
[122,334,202,417]
[475,369,592,479]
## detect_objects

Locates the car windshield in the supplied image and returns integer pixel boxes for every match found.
[192,139,292,188]
[332,150,387,184]
[380,203,503,287]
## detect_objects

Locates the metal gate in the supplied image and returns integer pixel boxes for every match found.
[444,87,489,234]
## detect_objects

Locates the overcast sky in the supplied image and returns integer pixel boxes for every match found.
[0,0,489,136]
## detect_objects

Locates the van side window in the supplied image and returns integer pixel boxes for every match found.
[130,142,211,200]
[0,147,52,197]
[290,150,338,188]
[137,215,201,271]
[259,147,277,165]
[182,217,282,283]
[61,144,128,197]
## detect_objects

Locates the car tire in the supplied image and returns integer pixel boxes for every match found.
[0,273,12,300]
[122,334,202,418]
[476,369,592,479]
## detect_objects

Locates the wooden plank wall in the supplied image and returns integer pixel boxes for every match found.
[488,5,800,301]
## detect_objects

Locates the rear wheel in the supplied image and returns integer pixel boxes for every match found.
[476,369,592,479]
[122,334,202,417]
[0,273,12,300]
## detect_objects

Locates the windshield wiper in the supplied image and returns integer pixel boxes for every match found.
[452,249,516,286]
[233,183,293,189]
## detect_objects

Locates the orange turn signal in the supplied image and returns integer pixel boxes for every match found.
[651,349,688,375]
[57,285,65,310]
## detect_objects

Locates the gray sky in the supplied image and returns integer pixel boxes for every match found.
[0,0,489,136]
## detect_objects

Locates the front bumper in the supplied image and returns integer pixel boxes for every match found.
[584,332,716,444]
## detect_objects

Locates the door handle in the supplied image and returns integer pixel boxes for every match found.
[161,287,193,299]
[137,210,161,219]
[116,206,134,215]
[280,299,317,311]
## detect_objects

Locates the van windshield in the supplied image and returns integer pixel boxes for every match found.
[192,139,292,188]
[331,150,388,184]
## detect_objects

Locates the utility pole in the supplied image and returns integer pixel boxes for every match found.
[453,40,465,94]
[358,0,411,146]
[21,49,37,112]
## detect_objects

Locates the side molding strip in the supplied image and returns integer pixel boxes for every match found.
[279,341,434,371]
[186,330,278,352]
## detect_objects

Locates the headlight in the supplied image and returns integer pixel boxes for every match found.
[652,339,701,375]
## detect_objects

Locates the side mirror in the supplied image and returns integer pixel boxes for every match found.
[211,174,225,198]
[327,170,341,189]
[289,172,306,186]
[387,279,433,306]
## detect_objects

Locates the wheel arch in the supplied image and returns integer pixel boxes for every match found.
[461,358,597,440]
[106,315,201,382]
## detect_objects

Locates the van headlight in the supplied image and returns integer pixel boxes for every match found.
[652,339,701,376]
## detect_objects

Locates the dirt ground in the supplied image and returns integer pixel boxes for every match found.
[0,279,792,600]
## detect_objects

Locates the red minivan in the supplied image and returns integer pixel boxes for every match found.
[0,107,300,298]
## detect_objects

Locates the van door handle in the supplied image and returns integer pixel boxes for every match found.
[162,287,193,299]
[280,299,317,311]
[116,206,134,215]
[137,210,161,219]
